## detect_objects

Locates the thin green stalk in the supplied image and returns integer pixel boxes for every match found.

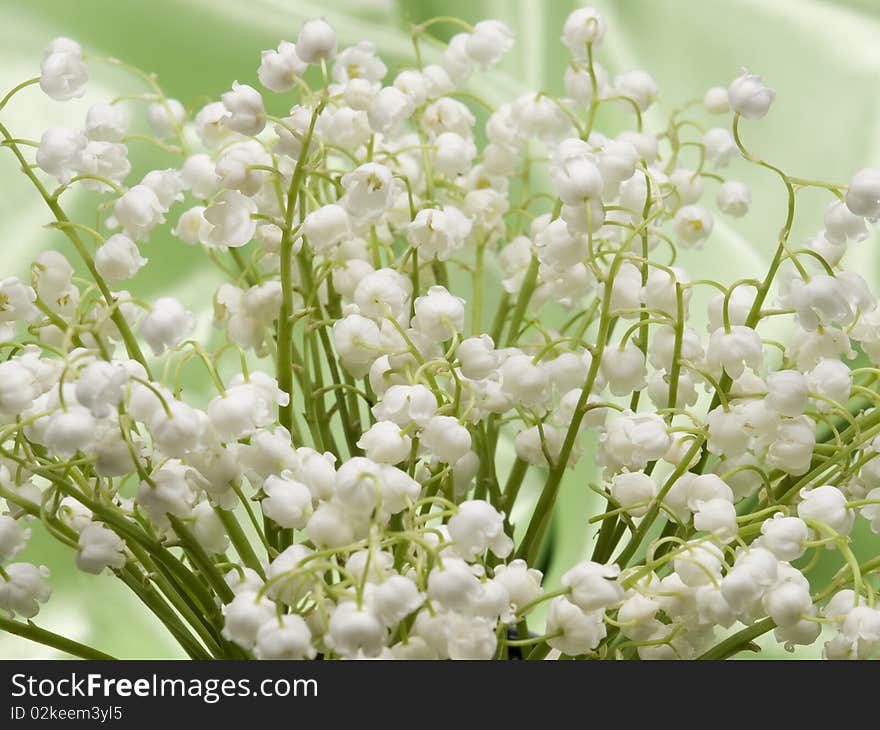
[472,238,485,336]
[168,515,235,603]
[697,618,774,660]
[119,566,211,660]
[0,616,116,660]
[504,257,539,347]
[0,123,151,376]
[277,100,325,437]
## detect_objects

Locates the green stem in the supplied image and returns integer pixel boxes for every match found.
[697,617,774,660]
[217,496,270,574]
[0,616,117,660]
[472,238,485,336]
[504,257,540,347]
[0,77,39,112]
[0,123,151,376]
[277,101,325,439]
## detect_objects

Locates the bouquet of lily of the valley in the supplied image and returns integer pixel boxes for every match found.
[1,6,879,661]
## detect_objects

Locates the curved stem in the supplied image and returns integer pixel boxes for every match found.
[0,123,151,376]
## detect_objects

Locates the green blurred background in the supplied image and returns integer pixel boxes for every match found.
[1,0,879,658]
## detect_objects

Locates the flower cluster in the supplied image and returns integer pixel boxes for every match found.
[1,7,880,660]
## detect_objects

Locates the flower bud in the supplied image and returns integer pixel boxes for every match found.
[614,69,657,111]
[466,20,514,68]
[561,7,607,56]
[702,127,737,167]
[846,168,880,219]
[703,86,730,114]
[716,180,751,217]
[728,70,775,120]
[296,18,337,63]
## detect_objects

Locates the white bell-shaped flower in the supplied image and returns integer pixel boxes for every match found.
[758,514,808,561]
[147,99,185,138]
[140,297,195,356]
[39,37,87,101]
[75,523,126,574]
[261,472,313,529]
[0,563,51,618]
[0,515,30,562]
[447,500,511,560]
[221,82,265,136]
[296,18,337,64]
[221,591,276,650]
[798,485,853,536]
[610,471,656,517]
[326,601,386,658]
[562,561,623,611]
[546,596,607,655]
[258,41,307,93]
[255,614,316,659]
[846,167,880,219]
